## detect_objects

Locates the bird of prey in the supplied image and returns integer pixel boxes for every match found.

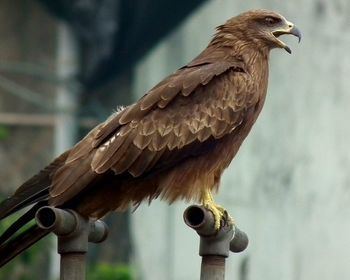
[0,10,301,266]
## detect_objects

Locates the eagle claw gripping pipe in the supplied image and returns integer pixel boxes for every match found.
[184,205,248,280]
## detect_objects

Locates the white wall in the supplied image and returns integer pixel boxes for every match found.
[131,0,350,279]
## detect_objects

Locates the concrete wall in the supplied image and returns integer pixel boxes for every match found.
[131,0,350,279]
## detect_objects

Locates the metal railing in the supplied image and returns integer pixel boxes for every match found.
[35,205,248,279]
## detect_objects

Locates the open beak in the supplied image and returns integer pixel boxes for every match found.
[272,21,301,54]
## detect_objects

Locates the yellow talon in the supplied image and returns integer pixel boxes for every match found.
[201,190,235,230]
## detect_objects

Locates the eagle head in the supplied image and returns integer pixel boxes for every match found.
[218,10,301,54]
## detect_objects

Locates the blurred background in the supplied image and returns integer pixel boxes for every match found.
[1,0,350,279]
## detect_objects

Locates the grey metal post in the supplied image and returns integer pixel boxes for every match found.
[35,206,109,280]
[183,205,248,280]
[53,21,80,280]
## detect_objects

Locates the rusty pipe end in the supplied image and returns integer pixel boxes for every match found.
[230,227,249,253]
[35,206,77,236]
[183,205,217,236]
[88,220,109,243]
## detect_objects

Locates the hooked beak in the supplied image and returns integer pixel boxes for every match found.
[272,21,301,54]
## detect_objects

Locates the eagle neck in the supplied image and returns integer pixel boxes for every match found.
[210,34,270,78]
[234,45,269,85]
[239,47,269,77]
[235,46,270,107]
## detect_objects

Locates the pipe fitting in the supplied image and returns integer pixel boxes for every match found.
[184,205,248,256]
[35,206,109,254]
[35,206,78,236]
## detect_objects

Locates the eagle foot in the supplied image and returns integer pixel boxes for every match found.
[201,190,235,230]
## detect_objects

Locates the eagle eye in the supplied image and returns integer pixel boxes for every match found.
[264,16,281,26]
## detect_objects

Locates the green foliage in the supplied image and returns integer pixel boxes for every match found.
[0,243,48,280]
[88,263,134,280]
[0,125,9,140]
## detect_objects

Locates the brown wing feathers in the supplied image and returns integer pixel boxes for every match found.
[91,57,239,145]
[90,66,249,182]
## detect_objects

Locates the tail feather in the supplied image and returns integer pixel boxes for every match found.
[0,150,69,220]
[0,191,49,220]
[0,151,70,266]
[0,203,50,267]
[0,225,50,267]
[0,203,45,245]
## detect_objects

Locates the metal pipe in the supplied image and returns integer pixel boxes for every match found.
[184,205,249,280]
[35,207,109,280]
[60,253,86,280]
[88,219,109,243]
[35,206,77,236]
[230,227,249,253]
[200,256,225,280]
[0,112,99,128]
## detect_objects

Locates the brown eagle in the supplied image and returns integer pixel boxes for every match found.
[0,10,300,266]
